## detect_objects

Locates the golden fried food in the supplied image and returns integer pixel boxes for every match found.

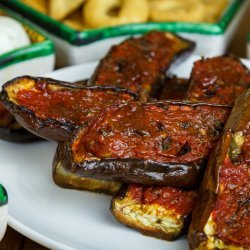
[20,0,48,14]
[49,0,85,20]
[149,0,205,23]
[202,0,229,23]
[19,0,229,29]
[83,0,149,28]
[62,9,88,30]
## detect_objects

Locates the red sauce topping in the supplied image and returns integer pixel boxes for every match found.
[92,31,190,98]
[213,130,250,246]
[128,184,197,216]
[73,102,229,163]
[15,81,134,126]
[186,56,250,105]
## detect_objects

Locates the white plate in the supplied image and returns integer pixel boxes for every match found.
[0,56,249,250]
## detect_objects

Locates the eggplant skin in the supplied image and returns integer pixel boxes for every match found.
[53,101,230,189]
[54,143,205,188]
[53,158,122,195]
[111,184,195,241]
[188,90,250,250]
[0,76,137,142]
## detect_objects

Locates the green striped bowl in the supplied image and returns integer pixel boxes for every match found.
[0,5,55,84]
[2,0,249,66]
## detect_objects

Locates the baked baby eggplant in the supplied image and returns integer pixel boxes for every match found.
[89,31,195,100]
[0,76,137,142]
[53,101,230,188]
[188,89,250,249]
[111,184,197,241]
[185,55,250,105]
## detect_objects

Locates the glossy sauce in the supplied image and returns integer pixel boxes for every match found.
[186,56,250,105]
[16,82,135,125]
[73,102,229,163]
[128,184,197,216]
[212,129,250,246]
[92,31,190,98]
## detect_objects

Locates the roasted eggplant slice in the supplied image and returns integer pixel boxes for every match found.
[0,102,39,142]
[53,101,230,188]
[111,184,197,240]
[188,89,250,250]
[89,31,195,100]
[185,55,250,105]
[157,76,189,100]
[0,76,137,142]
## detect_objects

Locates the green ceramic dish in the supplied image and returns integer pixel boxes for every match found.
[0,185,7,207]
[1,0,244,45]
[0,5,54,71]
[0,184,7,241]
[3,0,248,66]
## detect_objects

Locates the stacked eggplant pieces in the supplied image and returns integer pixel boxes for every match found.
[1,31,250,248]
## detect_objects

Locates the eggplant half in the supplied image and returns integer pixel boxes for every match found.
[185,55,250,105]
[53,101,230,188]
[89,31,195,100]
[111,184,197,241]
[0,76,137,142]
[188,89,250,249]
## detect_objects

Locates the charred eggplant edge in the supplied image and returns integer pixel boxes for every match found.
[53,101,230,188]
[188,89,250,249]
[110,184,191,241]
[0,76,138,142]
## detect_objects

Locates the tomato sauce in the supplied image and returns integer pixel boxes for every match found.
[15,81,135,126]
[213,129,250,247]
[128,184,197,216]
[91,31,191,99]
[73,102,229,163]
[185,56,250,105]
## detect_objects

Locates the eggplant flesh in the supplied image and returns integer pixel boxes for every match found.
[111,184,197,241]
[188,89,250,250]
[0,76,137,142]
[53,101,230,188]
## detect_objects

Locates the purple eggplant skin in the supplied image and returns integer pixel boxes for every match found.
[188,89,250,250]
[0,76,138,142]
[52,101,230,189]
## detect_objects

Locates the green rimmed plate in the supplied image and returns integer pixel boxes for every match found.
[0,5,55,84]
[2,0,249,66]
[0,184,7,241]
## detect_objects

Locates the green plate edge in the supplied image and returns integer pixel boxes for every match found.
[0,184,7,206]
[2,0,244,46]
[0,4,54,70]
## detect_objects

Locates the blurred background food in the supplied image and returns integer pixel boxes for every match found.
[0,15,30,55]
[19,0,229,30]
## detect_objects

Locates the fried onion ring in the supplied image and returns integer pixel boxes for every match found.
[83,0,149,28]
[149,0,205,23]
